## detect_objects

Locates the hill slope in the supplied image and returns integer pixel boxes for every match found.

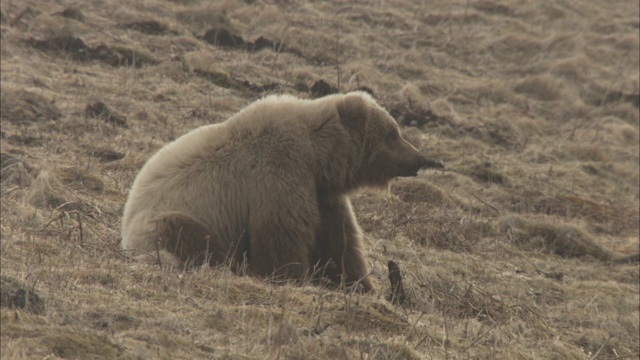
[1,0,638,359]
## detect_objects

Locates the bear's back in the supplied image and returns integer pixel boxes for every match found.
[123,94,336,240]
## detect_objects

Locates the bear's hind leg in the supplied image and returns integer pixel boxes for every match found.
[155,213,225,267]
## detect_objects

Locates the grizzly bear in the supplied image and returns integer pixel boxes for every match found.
[121,92,441,292]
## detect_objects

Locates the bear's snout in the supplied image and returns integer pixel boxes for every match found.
[396,139,444,177]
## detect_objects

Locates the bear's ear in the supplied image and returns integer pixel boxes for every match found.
[337,93,368,129]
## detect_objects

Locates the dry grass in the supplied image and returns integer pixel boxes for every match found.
[1,0,638,359]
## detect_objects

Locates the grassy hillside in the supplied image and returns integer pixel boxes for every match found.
[1,0,638,359]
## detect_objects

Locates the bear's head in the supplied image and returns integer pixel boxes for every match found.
[337,92,443,189]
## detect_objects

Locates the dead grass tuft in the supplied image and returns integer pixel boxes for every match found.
[26,35,158,68]
[175,3,234,33]
[58,7,84,22]
[472,1,515,17]
[343,339,423,360]
[1,151,38,189]
[354,189,489,252]
[411,271,511,324]
[26,170,70,209]
[390,178,452,207]
[387,84,451,128]
[41,327,121,359]
[514,75,565,102]
[550,56,602,82]
[463,162,507,185]
[0,88,62,125]
[0,276,46,315]
[1,316,124,358]
[510,190,640,236]
[599,102,640,127]
[59,167,108,193]
[491,34,543,65]
[580,82,640,109]
[85,101,128,128]
[121,20,176,36]
[498,214,618,261]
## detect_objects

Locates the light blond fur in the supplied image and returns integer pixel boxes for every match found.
[122,92,430,291]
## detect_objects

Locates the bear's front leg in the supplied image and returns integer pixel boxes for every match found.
[315,194,374,292]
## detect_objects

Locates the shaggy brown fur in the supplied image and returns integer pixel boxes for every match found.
[121,92,437,292]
